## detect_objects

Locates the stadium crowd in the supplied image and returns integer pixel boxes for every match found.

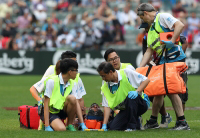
[0,0,199,51]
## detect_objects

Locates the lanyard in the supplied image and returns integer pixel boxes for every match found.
[108,81,120,94]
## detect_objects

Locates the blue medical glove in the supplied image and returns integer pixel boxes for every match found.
[38,99,43,115]
[143,93,150,109]
[45,126,54,131]
[101,124,108,131]
[162,40,174,49]
[128,91,138,99]
[79,123,88,131]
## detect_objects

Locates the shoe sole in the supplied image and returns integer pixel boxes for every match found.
[169,127,191,130]
[144,126,160,130]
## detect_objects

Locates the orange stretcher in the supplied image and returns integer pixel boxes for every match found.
[136,62,187,97]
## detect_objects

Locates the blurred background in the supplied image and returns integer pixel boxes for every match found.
[0,0,199,51]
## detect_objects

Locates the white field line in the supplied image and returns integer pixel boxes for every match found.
[171,120,200,122]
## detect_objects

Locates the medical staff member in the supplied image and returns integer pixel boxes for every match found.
[98,62,150,131]
[42,59,87,131]
[137,3,189,130]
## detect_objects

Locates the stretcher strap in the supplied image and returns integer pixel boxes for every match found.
[27,108,31,129]
[163,63,169,94]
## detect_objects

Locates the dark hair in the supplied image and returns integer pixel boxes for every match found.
[104,48,118,61]
[137,3,156,16]
[60,58,78,74]
[97,62,115,74]
[61,51,77,60]
[55,60,61,75]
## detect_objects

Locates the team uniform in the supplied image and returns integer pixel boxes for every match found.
[120,63,135,70]
[101,63,135,94]
[40,73,76,123]
[33,65,86,100]
[146,13,188,104]
[147,13,186,63]
[144,11,190,130]
[101,68,149,130]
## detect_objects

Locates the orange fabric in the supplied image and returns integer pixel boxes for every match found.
[136,62,187,97]
[160,32,180,44]
[85,120,102,129]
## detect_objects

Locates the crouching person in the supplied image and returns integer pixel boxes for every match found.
[97,62,150,131]
[41,59,87,131]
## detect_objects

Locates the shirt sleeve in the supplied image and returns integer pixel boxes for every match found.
[124,68,147,88]
[71,83,78,98]
[44,79,54,98]
[33,77,47,93]
[102,94,109,107]
[75,78,86,99]
[159,13,178,30]
[42,66,55,79]
[126,65,135,71]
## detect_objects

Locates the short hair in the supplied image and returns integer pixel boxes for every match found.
[137,3,156,16]
[61,51,77,60]
[55,60,61,75]
[97,62,115,74]
[104,48,118,61]
[60,58,78,74]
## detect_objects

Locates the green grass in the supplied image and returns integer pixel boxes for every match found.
[0,75,200,138]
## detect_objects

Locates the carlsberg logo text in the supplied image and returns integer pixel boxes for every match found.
[0,52,34,74]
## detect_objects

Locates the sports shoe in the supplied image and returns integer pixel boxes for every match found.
[144,119,159,129]
[67,124,76,131]
[169,121,190,130]
[159,113,172,128]
[125,128,136,132]
[138,116,143,130]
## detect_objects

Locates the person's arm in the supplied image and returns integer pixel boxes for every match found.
[136,78,150,94]
[78,98,86,115]
[76,100,84,123]
[30,86,41,102]
[103,107,111,125]
[44,96,50,127]
[171,21,184,44]
[139,47,154,67]
[43,79,54,127]
[42,66,55,79]
[30,77,47,101]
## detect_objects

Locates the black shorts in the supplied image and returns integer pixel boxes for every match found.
[179,71,188,104]
[40,109,68,124]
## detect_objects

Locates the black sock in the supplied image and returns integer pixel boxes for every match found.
[178,116,185,121]
[150,115,157,121]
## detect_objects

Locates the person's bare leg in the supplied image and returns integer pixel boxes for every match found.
[64,95,77,125]
[51,118,66,131]
[175,104,185,121]
[152,95,164,117]
[159,101,167,116]
[144,96,164,129]
[168,94,184,117]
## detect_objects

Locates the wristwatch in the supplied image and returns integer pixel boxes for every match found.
[137,91,143,96]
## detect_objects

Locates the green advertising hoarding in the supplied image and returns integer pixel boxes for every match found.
[0,50,199,75]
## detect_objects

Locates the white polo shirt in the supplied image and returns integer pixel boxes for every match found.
[33,66,86,99]
[44,73,77,98]
[120,63,135,70]
[100,63,135,94]
[102,68,147,107]
[155,13,178,30]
